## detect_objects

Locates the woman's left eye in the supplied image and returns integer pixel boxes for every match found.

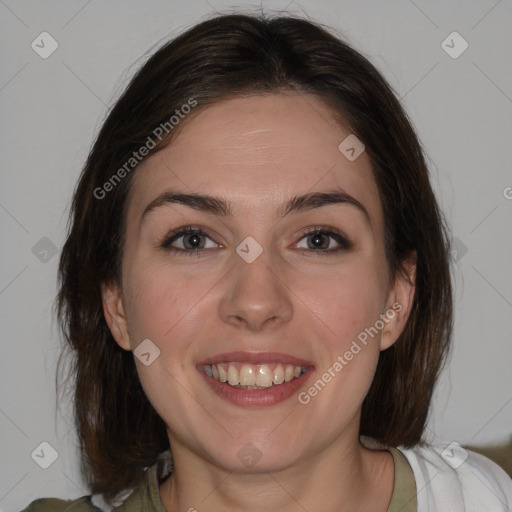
[295,228,352,253]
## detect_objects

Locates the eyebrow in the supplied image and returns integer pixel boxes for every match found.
[141,189,371,226]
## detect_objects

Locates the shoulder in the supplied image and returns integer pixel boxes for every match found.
[21,496,103,512]
[20,451,171,512]
[398,442,512,511]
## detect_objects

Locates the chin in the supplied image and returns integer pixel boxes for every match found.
[196,431,309,474]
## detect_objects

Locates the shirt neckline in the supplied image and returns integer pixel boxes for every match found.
[386,447,418,512]
[119,446,417,512]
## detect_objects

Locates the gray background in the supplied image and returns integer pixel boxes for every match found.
[1,0,511,510]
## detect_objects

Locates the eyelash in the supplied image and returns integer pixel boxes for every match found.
[159,225,353,256]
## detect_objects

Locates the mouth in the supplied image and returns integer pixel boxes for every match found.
[197,352,314,407]
[203,362,307,389]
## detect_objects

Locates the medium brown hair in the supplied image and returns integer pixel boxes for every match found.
[57,11,453,502]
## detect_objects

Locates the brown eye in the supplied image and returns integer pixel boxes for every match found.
[296,227,352,254]
[161,227,219,253]
[306,232,331,250]
[180,232,206,250]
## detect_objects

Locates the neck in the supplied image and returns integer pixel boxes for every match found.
[159,436,394,512]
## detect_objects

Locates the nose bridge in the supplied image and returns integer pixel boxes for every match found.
[218,241,293,331]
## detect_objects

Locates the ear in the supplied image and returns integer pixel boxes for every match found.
[100,281,132,351]
[380,252,416,351]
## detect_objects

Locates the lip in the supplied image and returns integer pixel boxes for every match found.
[198,351,313,366]
[197,352,315,407]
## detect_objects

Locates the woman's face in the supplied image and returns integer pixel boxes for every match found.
[103,92,414,472]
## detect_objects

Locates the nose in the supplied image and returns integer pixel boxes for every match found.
[218,249,294,332]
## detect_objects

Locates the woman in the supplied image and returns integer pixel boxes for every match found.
[23,12,512,512]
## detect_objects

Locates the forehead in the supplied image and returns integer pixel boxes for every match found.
[127,92,383,228]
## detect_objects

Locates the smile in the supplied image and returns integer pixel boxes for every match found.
[203,362,307,389]
[198,352,314,407]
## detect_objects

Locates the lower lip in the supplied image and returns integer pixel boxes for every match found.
[198,367,314,407]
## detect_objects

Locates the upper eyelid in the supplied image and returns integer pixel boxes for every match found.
[299,225,347,236]
[294,224,351,242]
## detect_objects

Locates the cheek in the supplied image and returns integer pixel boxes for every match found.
[123,260,208,344]
[121,263,209,422]
[295,259,387,348]
[298,267,387,404]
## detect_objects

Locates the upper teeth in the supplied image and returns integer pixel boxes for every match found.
[203,363,306,388]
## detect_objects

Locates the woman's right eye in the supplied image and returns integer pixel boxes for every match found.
[160,228,220,254]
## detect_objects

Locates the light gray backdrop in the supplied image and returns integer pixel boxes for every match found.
[1,1,511,510]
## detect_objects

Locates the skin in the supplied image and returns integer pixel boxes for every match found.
[102,92,416,512]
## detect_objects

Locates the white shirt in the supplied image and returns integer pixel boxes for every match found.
[398,442,512,511]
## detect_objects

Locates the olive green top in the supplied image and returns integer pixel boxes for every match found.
[21,447,417,511]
